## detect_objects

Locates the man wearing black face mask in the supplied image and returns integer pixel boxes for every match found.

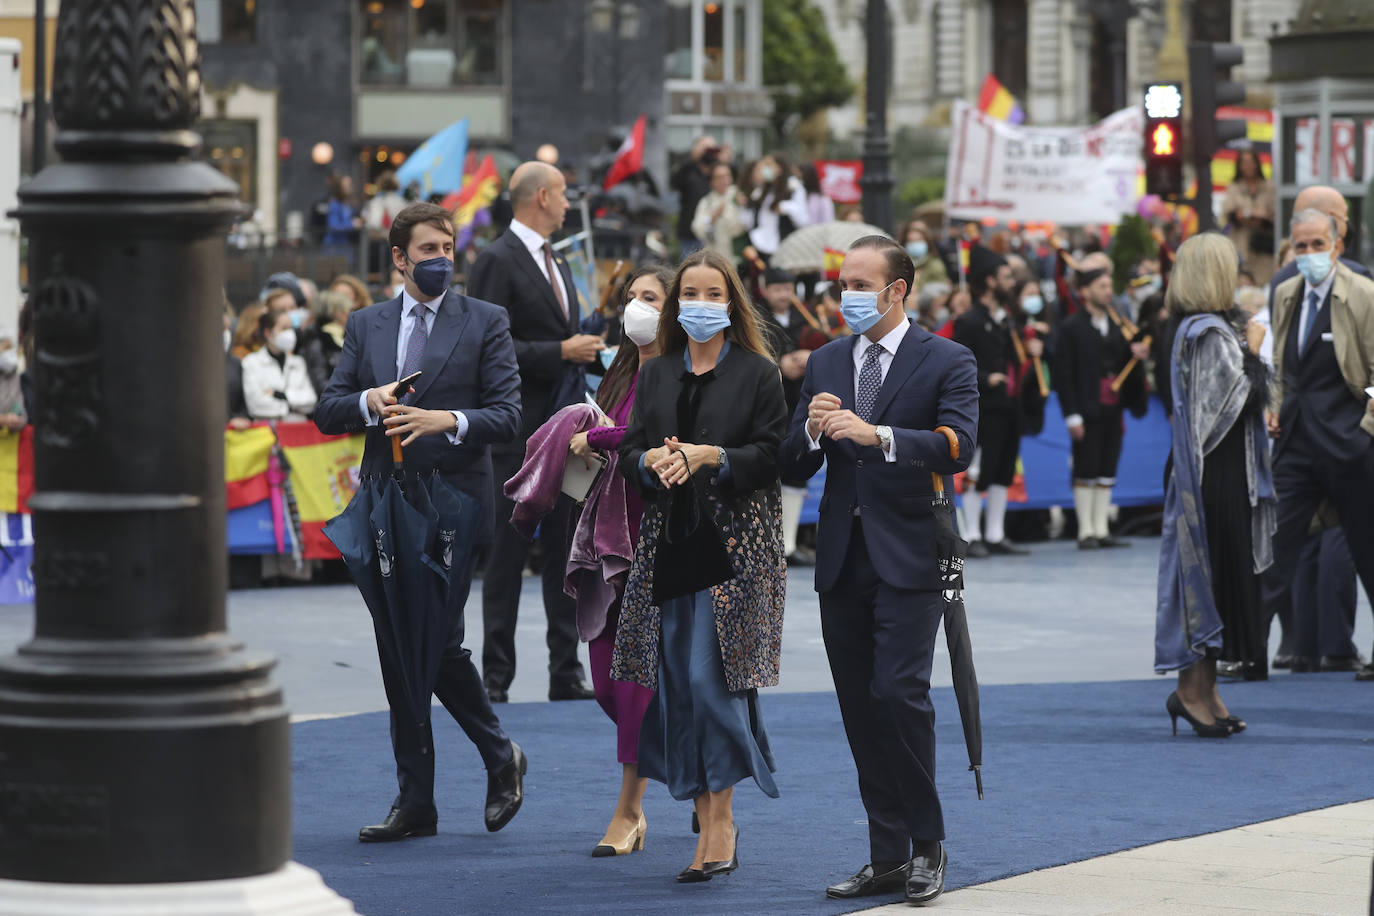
[316,202,528,843]
[953,246,1042,557]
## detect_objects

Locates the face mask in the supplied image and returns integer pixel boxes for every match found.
[758,166,778,183]
[289,307,310,330]
[1295,251,1333,287]
[677,300,732,343]
[622,298,661,347]
[840,281,896,335]
[933,307,950,326]
[0,351,16,374]
[223,328,233,353]
[271,329,297,354]
[906,240,929,260]
[1021,295,1044,316]
[407,255,454,299]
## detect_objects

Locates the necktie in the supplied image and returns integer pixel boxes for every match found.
[1299,290,1321,352]
[400,303,428,381]
[542,241,568,319]
[856,342,884,422]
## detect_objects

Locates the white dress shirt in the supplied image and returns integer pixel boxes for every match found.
[1298,264,1337,352]
[806,318,910,462]
[357,288,466,443]
[509,218,570,316]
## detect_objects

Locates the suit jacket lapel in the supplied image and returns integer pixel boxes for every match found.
[410,291,471,404]
[506,230,569,330]
[870,323,931,422]
[370,296,403,386]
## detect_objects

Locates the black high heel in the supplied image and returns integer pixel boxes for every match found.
[702,824,739,877]
[1166,692,1231,738]
[676,866,711,884]
[1221,714,1246,732]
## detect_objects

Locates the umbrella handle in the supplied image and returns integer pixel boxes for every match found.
[930,425,960,495]
[391,432,404,472]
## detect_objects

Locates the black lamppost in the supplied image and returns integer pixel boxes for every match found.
[0,2,346,906]
[860,0,893,232]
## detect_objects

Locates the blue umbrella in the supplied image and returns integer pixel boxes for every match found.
[394,119,469,196]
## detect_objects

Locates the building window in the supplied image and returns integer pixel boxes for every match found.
[359,0,504,87]
[733,1,748,83]
[666,0,693,80]
[201,120,258,208]
[990,0,1027,100]
[703,1,724,82]
[196,0,257,45]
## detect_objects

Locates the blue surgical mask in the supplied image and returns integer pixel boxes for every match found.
[906,240,929,260]
[840,281,896,335]
[1021,295,1044,316]
[407,255,454,299]
[1295,251,1333,287]
[677,300,732,343]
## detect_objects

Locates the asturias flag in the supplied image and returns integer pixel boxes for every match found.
[395,119,469,196]
[977,74,1025,125]
[602,115,647,191]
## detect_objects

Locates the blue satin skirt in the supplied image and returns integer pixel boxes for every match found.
[637,590,779,800]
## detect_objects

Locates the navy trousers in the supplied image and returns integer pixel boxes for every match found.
[819,519,945,864]
[378,555,513,816]
[1292,527,1359,659]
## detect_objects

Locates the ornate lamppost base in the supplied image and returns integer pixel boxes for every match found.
[0,863,357,916]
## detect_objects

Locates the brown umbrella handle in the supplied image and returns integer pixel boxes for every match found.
[391,432,404,471]
[930,425,960,493]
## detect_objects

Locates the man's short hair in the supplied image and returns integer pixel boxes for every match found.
[389,202,454,253]
[1290,207,1338,245]
[847,235,916,293]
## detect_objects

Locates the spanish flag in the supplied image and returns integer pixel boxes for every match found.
[0,427,34,514]
[977,74,1025,125]
[225,424,276,510]
[275,424,367,559]
[823,246,845,280]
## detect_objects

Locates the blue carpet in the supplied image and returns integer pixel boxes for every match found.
[292,677,1374,915]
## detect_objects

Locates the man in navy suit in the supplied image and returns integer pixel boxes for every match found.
[779,237,978,906]
[316,202,528,842]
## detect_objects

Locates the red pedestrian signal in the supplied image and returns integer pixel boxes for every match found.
[1152,123,1176,157]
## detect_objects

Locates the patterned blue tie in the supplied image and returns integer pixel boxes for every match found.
[856,342,884,422]
[1299,290,1321,353]
[400,303,429,381]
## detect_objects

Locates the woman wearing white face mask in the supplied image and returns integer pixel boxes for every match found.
[566,264,673,860]
[738,153,810,259]
[240,309,318,421]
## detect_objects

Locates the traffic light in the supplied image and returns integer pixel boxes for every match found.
[1143,82,1184,199]
[1188,42,1246,230]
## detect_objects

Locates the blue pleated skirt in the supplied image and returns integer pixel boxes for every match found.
[637,590,778,800]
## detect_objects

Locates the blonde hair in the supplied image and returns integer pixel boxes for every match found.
[1165,232,1237,315]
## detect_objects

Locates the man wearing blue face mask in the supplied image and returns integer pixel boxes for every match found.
[316,201,529,842]
[1265,207,1374,682]
[779,236,978,906]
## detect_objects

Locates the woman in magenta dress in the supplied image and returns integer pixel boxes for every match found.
[568,264,673,857]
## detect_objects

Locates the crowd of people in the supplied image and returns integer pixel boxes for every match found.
[196,136,1374,905]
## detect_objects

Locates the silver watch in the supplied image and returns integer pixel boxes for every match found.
[874,425,893,452]
[716,446,728,468]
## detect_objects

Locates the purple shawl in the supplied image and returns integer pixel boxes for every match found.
[503,403,599,539]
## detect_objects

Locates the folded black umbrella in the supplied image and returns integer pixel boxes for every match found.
[930,428,983,799]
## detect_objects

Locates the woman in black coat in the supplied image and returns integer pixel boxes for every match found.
[614,249,788,883]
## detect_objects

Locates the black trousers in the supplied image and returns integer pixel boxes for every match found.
[1267,433,1374,662]
[378,555,512,816]
[1292,527,1360,658]
[975,406,1020,490]
[819,519,945,863]
[1071,406,1124,482]
[480,450,583,691]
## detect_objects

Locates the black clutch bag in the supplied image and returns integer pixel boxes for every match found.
[652,467,735,603]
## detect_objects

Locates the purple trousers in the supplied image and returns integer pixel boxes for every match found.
[589,604,653,764]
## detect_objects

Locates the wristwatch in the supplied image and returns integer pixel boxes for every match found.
[874,425,893,452]
[715,446,728,468]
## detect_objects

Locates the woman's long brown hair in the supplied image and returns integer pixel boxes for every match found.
[595,263,674,413]
[656,248,771,360]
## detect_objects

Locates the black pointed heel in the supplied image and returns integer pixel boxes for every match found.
[676,866,711,883]
[702,824,739,877]
[1166,691,1231,738]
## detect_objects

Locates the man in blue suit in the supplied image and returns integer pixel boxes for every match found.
[779,237,978,906]
[316,202,528,842]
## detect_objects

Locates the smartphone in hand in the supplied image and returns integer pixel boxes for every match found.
[391,371,422,400]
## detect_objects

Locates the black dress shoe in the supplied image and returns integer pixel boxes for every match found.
[358,806,437,843]
[486,686,508,704]
[905,844,946,905]
[702,824,739,877]
[985,539,1029,556]
[1217,660,1267,681]
[1077,536,1101,550]
[1271,653,1296,670]
[786,550,816,567]
[966,540,991,558]
[484,742,527,832]
[675,866,711,883]
[549,679,595,701]
[1320,654,1365,672]
[1288,657,1320,673]
[826,861,909,899]
[1355,663,1374,682]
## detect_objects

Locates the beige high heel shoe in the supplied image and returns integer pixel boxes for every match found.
[591,813,646,857]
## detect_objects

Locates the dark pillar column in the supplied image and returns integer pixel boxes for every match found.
[0,0,289,884]
[860,0,894,233]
